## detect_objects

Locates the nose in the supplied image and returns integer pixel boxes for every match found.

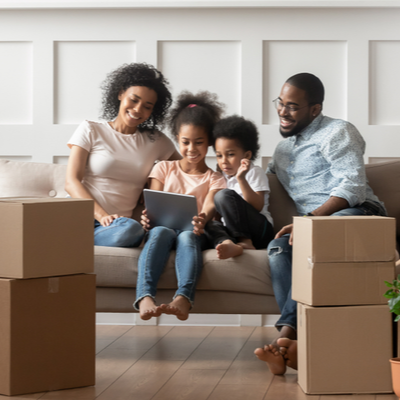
[278,105,289,117]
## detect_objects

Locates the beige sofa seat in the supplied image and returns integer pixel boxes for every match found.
[1,158,399,315]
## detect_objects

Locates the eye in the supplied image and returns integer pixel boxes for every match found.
[228,153,235,157]
[216,154,222,158]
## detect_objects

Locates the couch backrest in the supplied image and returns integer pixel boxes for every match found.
[1,158,399,235]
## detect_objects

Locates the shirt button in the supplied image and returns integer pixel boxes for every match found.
[304,203,306,206]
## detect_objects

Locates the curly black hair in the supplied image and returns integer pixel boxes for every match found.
[100,63,172,137]
[168,91,224,144]
[212,115,260,160]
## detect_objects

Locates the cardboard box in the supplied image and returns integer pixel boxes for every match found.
[293,216,396,263]
[0,274,96,396]
[0,198,94,278]
[292,216,396,306]
[298,303,393,394]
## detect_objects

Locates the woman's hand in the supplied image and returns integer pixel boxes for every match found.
[99,214,120,227]
[141,209,151,231]
[192,213,206,236]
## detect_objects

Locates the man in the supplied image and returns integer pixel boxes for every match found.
[254,73,387,375]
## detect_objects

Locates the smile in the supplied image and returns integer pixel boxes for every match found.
[128,112,139,120]
[280,118,294,128]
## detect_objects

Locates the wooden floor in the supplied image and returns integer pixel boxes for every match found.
[2,325,397,400]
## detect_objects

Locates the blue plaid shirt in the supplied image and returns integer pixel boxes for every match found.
[267,114,384,216]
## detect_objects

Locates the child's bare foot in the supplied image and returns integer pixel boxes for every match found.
[254,345,287,375]
[138,296,162,320]
[160,295,191,320]
[237,237,255,250]
[277,338,298,370]
[216,240,243,259]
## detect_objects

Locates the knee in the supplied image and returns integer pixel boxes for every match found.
[177,230,199,246]
[214,189,236,207]
[267,235,291,256]
[148,226,176,241]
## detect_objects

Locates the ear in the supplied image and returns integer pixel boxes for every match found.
[311,104,322,118]
[118,89,124,101]
[244,150,252,160]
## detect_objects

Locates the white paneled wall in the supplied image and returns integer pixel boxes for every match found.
[0,6,399,165]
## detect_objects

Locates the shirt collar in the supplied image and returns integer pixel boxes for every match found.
[297,113,324,140]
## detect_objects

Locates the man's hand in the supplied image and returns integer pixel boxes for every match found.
[275,223,294,245]
[192,213,206,236]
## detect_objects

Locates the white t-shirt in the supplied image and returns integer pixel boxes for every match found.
[68,120,176,218]
[223,163,273,225]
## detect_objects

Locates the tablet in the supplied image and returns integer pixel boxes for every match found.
[143,189,198,231]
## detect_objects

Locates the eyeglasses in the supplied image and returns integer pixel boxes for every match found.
[273,98,311,114]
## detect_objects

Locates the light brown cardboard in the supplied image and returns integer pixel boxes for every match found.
[0,274,95,396]
[292,260,395,306]
[298,303,393,394]
[0,198,94,278]
[293,216,396,263]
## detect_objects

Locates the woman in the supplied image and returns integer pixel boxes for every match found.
[65,63,180,247]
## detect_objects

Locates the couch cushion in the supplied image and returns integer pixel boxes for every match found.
[0,159,68,198]
[94,246,274,296]
[365,160,400,234]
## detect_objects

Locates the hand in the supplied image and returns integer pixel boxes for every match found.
[236,158,251,180]
[99,214,120,227]
[275,223,294,245]
[192,212,206,236]
[140,209,151,231]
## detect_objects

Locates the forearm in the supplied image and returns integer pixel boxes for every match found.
[65,178,108,220]
[237,176,264,211]
[311,196,349,216]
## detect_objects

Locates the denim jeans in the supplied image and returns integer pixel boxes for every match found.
[268,201,387,331]
[134,226,207,310]
[94,217,145,247]
[206,189,274,249]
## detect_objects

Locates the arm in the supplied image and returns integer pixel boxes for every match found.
[310,196,349,216]
[65,145,118,227]
[168,149,182,161]
[236,159,264,211]
[192,189,220,236]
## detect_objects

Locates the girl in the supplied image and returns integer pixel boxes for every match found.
[134,91,226,321]
[66,63,180,248]
[205,115,274,259]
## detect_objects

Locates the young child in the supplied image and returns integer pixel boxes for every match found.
[206,115,274,259]
[134,91,226,321]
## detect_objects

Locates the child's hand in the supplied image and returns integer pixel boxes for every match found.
[192,212,206,236]
[141,209,151,231]
[236,158,251,180]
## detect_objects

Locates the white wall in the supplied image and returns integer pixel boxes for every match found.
[0,5,400,166]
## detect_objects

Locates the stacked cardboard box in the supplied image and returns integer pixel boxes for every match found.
[0,198,96,396]
[292,216,396,395]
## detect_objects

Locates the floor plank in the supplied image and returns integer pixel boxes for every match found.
[208,384,268,400]
[182,327,255,370]
[264,374,320,400]
[151,369,226,400]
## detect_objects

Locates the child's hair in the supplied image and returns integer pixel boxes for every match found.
[213,115,260,161]
[168,91,224,144]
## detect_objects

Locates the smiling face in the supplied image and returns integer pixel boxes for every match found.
[177,124,209,171]
[215,138,251,177]
[115,86,157,134]
[277,83,320,138]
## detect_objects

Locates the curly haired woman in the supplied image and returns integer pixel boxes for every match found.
[65,63,180,247]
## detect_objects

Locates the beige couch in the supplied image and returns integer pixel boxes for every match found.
[1,159,399,315]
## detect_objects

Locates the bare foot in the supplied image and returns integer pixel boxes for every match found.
[216,240,243,259]
[277,338,298,370]
[254,345,286,375]
[237,237,255,250]
[138,297,162,320]
[160,295,191,320]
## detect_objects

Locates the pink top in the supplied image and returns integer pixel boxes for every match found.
[149,160,227,213]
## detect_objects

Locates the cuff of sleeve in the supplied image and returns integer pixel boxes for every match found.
[329,188,364,208]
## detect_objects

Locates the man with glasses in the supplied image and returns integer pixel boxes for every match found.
[254,73,387,375]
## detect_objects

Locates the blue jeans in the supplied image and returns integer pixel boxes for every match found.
[267,201,387,331]
[134,226,207,309]
[94,217,144,247]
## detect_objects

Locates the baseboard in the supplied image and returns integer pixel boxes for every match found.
[96,313,280,327]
